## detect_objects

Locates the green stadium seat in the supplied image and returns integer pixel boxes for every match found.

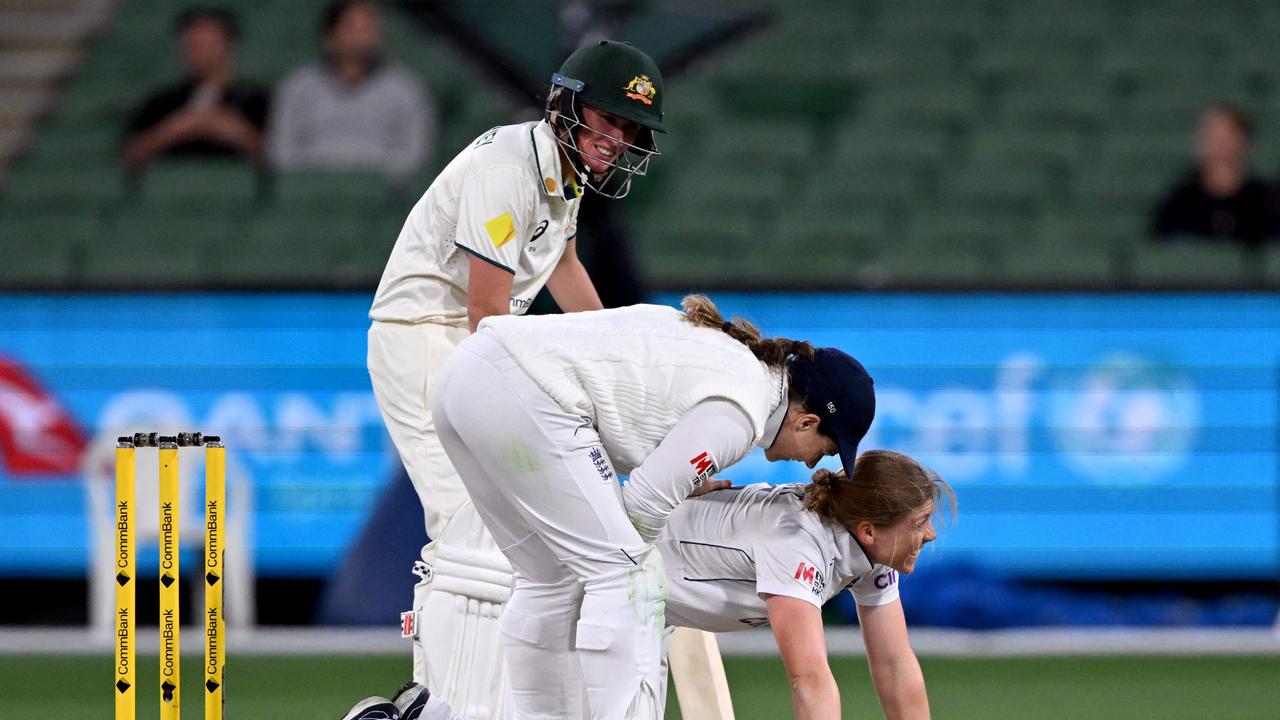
[638,214,770,289]
[1003,242,1115,286]
[19,122,120,170]
[773,206,894,287]
[1132,240,1252,288]
[809,162,922,209]
[859,82,979,129]
[939,161,1055,214]
[81,209,239,288]
[1071,160,1182,216]
[208,210,369,288]
[893,209,1029,286]
[136,160,263,211]
[665,172,789,226]
[2,165,128,212]
[330,218,401,289]
[1006,212,1127,286]
[1100,41,1216,86]
[847,40,958,84]
[1100,125,1190,165]
[1265,243,1280,288]
[0,211,95,288]
[998,80,1111,130]
[877,1,992,42]
[1004,1,1112,43]
[1129,6,1244,44]
[712,33,856,120]
[965,126,1090,170]
[971,40,1094,85]
[268,171,395,215]
[834,123,951,167]
[699,121,815,175]
[1225,40,1280,84]
[1126,82,1251,130]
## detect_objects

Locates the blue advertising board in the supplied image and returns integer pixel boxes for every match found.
[0,292,1275,580]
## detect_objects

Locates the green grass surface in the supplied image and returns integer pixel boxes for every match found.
[5,653,1278,719]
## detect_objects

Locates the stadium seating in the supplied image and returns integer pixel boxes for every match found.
[1,0,1279,290]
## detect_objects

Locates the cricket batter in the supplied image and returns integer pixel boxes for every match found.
[366,40,665,719]
[428,295,877,719]
[342,451,945,720]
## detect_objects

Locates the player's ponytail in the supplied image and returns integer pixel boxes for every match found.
[681,294,814,370]
[803,451,955,532]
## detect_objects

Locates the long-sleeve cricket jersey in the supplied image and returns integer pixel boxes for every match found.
[659,483,900,633]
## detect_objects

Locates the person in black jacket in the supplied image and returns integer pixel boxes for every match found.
[1151,104,1279,245]
[121,7,269,170]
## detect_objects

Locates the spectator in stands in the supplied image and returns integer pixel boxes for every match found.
[266,0,435,187]
[1151,104,1279,245]
[121,7,269,170]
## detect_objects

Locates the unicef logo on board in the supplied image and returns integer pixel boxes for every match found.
[1048,352,1199,483]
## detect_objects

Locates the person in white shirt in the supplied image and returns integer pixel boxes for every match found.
[428,294,878,719]
[656,451,951,720]
[342,450,949,720]
[366,39,666,719]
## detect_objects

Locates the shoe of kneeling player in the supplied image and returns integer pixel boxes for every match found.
[340,696,400,720]
[392,680,431,720]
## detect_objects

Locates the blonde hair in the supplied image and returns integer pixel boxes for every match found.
[681,294,814,370]
[803,450,955,531]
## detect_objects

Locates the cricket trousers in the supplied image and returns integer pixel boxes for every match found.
[432,328,667,720]
[369,319,514,719]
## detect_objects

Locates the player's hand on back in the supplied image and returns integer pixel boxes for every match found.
[687,478,732,498]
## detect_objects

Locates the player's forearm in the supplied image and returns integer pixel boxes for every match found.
[870,659,930,720]
[788,670,840,720]
[467,298,508,332]
[546,255,603,313]
[621,400,752,542]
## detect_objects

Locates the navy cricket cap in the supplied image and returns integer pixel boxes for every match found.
[789,348,876,479]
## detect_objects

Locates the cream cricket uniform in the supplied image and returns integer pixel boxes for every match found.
[661,483,900,633]
[430,305,787,720]
[369,118,583,541]
[366,119,582,718]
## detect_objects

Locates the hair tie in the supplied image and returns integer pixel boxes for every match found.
[721,320,733,332]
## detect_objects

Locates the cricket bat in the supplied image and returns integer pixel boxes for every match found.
[668,627,735,720]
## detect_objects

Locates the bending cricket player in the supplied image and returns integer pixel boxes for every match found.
[345,450,949,720]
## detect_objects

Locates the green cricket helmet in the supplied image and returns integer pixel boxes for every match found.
[546,40,665,199]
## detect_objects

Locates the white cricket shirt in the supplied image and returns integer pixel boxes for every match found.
[479,305,785,474]
[369,120,583,326]
[660,483,900,633]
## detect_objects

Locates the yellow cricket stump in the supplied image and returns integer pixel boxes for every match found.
[159,439,181,720]
[114,442,136,720]
[204,440,226,720]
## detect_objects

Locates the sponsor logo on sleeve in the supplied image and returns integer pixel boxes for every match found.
[689,451,717,487]
[874,571,898,590]
[794,562,825,595]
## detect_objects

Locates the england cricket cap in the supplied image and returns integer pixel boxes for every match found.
[789,348,876,480]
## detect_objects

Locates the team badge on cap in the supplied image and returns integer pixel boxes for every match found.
[624,74,656,105]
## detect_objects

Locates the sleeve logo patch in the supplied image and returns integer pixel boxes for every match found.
[794,562,826,595]
[689,451,717,486]
[874,571,898,590]
[484,212,516,249]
